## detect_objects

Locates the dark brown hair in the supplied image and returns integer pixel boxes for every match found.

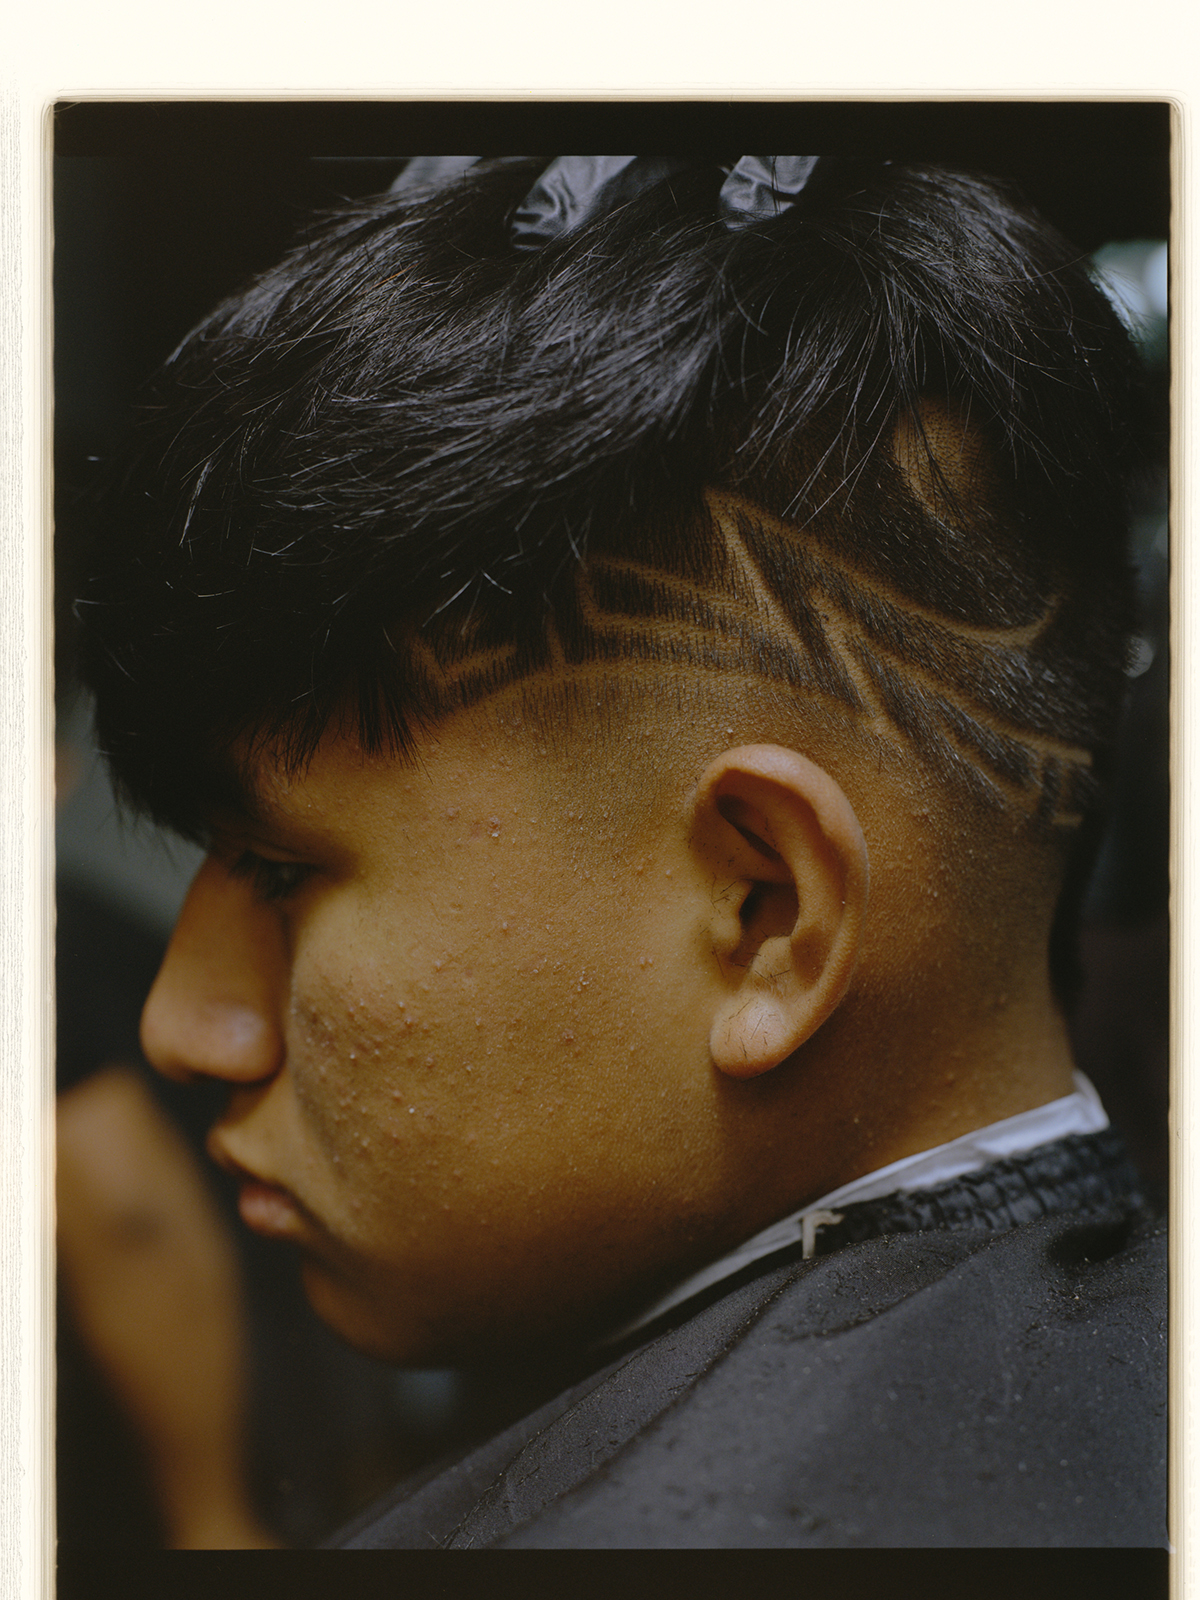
[77,157,1145,842]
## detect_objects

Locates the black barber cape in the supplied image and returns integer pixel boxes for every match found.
[333,1131,1166,1548]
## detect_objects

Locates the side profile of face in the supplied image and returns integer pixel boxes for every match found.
[141,698,876,1365]
[140,675,1071,1368]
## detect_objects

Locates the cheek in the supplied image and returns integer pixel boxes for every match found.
[282,920,502,1210]
[279,853,709,1216]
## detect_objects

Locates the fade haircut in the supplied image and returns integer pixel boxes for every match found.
[78,156,1145,844]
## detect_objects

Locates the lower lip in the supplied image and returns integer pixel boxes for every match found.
[238,1179,304,1238]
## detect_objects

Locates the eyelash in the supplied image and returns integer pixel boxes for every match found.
[229,851,316,905]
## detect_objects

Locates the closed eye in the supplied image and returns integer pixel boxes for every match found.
[228,850,317,905]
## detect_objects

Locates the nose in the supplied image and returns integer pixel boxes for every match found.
[141,855,286,1085]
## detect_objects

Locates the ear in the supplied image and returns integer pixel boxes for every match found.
[691,745,869,1080]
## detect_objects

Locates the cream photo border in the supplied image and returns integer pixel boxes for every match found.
[3,13,1193,1595]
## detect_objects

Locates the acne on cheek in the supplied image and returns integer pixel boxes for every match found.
[292,860,648,1090]
[294,975,465,1100]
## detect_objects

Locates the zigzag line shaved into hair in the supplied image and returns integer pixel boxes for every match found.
[410,487,1097,827]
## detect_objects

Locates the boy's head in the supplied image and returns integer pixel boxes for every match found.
[79,157,1144,1363]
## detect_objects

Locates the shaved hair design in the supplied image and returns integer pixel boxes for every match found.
[78,157,1142,845]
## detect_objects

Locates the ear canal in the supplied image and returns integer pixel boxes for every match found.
[727,879,799,970]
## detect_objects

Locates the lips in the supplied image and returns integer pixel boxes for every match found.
[208,1133,307,1240]
[237,1177,304,1238]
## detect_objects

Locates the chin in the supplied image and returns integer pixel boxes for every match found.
[299,1257,442,1367]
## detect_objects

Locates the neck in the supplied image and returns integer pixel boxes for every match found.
[814,958,1078,1194]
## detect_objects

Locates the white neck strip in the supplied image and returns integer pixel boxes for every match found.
[601,1073,1108,1349]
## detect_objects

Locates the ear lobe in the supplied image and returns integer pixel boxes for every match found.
[693,746,869,1080]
